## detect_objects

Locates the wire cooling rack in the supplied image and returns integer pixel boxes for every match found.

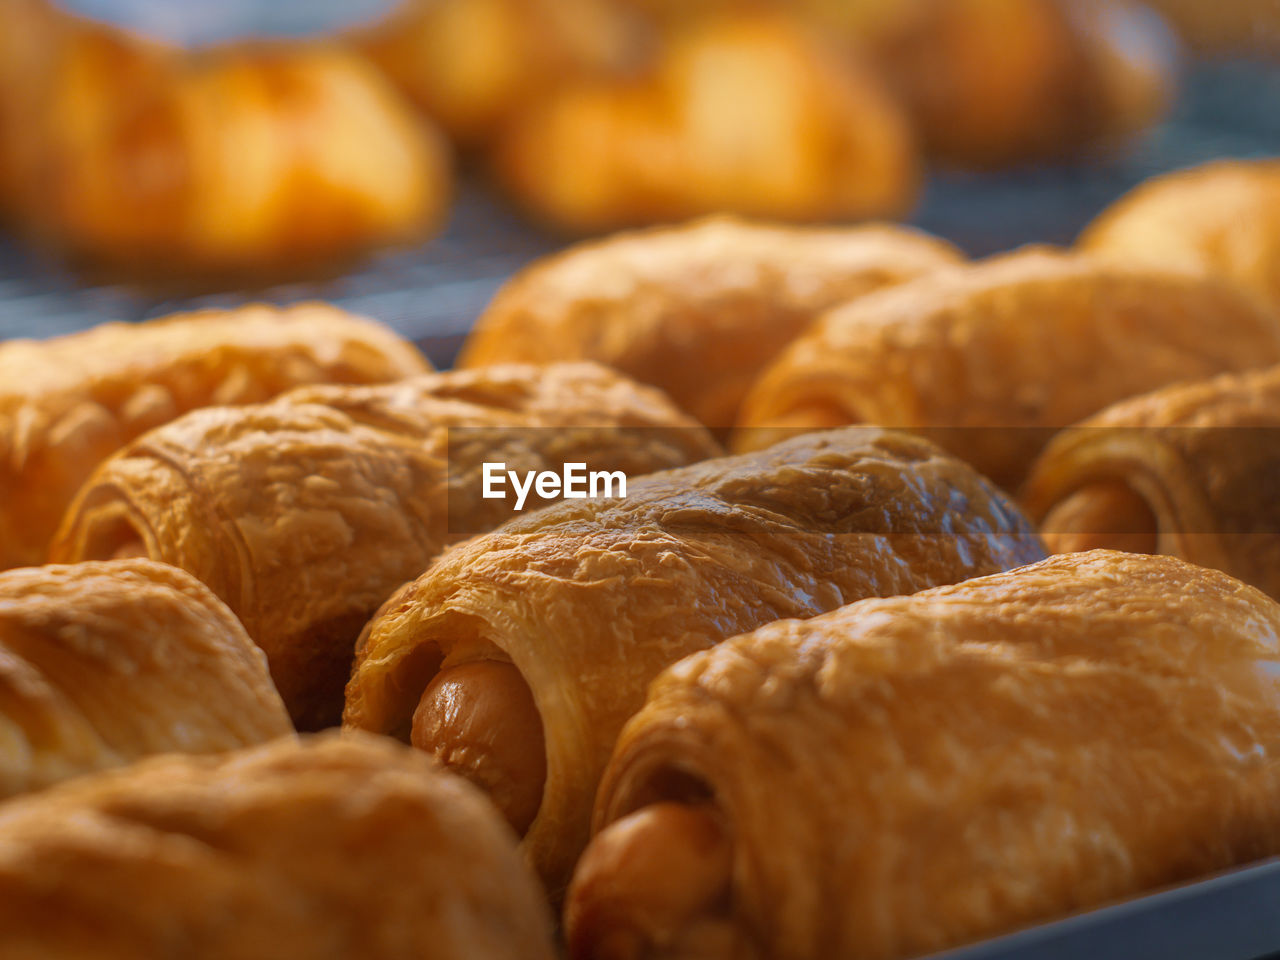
[1,58,1278,367]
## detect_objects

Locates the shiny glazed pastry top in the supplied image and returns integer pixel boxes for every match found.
[1079,159,1280,314]
[51,363,719,731]
[1024,363,1280,599]
[0,732,556,960]
[459,216,963,429]
[0,303,429,571]
[735,248,1280,489]
[571,550,1280,960]
[0,0,451,279]
[0,559,291,800]
[345,426,1045,893]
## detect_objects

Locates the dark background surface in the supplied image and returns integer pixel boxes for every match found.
[1,58,1279,367]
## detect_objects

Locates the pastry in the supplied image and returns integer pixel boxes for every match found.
[0,0,450,279]
[0,559,290,800]
[355,0,642,146]
[735,248,1280,490]
[490,12,919,234]
[1080,159,1280,314]
[1023,364,1280,599]
[51,363,720,731]
[0,732,555,960]
[0,302,429,571]
[569,550,1280,960]
[458,216,963,429]
[343,427,1046,893]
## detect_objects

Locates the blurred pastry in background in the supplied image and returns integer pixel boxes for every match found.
[569,550,1280,960]
[1080,159,1280,313]
[51,363,718,730]
[355,0,645,147]
[459,217,963,429]
[491,13,920,234]
[612,0,1179,168]
[1025,363,1280,600]
[344,428,1044,893]
[0,559,291,800]
[735,248,1280,490]
[0,733,556,960]
[0,302,428,571]
[0,0,450,281]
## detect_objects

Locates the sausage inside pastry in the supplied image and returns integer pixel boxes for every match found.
[0,732,555,960]
[491,12,919,234]
[1024,364,1280,600]
[1080,159,1280,314]
[459,216,963,429]
[344,427,1045,893]
[0,0,451,279]
[570,550,1280,960]
[0,559,291,800]
[0,303,429,571]
[51,363,719,731]
[736,248,1280,490]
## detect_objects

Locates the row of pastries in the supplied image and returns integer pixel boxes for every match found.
[0,157,1278,957]
[0,0,1183,278]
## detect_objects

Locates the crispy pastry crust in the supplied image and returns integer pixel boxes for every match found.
[1023,364,1280,598]
[594,550,1280,960]
[344,427,1045,891]
[0,0,451,279]
[735,249,1280,489]
[0,732,555,960]
[0,303,428,571]
[0,559,290,799]
[50,363,719,731]
[1080,159,1280,314]
[459,216,963,429]
[490,13,919,234]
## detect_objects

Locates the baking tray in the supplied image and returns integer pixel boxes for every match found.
[928,858,1280,960]
[2,58,1280,366]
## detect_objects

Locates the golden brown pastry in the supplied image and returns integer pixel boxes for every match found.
[355,0,643,146]
[1080,159,1280,314]
[736,248,1280,490]
[570,550,1280,960]
[0,559,291,800]
[1024,364,1280,599]
[459,217,963,429]
[344,427,1046,893]
[0,732,555,960]
[51,362,719,731]
[0,303,429,571]
[491,12,919,234]
[0,0,450,279]
[616,0,1178,168]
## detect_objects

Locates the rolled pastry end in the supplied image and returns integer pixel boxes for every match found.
[566,802,745,960]
[411,659,547,835]
[1039,480,1159,556]
[70,508,152,564]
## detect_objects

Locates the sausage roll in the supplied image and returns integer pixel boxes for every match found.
[355,0,641,146]
[0,303,429,571]
[1024,364,1280,599]
[0,559,290,800]
[0,732,555,960]
[51,363,719,731]
[0,0,450,279]
[736,248,1280,490]
[570,550,1280,960]
[344,427,1045,893]
[459,216,963,429]
[1080,159,1280,314]
[491,13,919,234]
